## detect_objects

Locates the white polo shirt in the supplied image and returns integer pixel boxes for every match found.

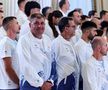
[17,31,52,87]
[0,37,19,89]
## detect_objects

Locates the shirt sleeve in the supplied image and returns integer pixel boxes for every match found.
[0,41,11,59]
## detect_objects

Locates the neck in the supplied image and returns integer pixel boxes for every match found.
[7,31,16,40]
[19,7,24,12]
[61,8,67,13]
[32,33,42,39]
[82,35,90,43]
[93,51,103,61]
[61,33,70,41]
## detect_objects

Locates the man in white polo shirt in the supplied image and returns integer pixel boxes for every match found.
[0,16,20,90]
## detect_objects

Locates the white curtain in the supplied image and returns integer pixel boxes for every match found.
[0,0,93,17]
[69,0,92,15]
[0,0,18,17]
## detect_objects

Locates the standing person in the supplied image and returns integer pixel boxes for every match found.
[51,17,79,90]
[17,13,53,90]
[0,16,20,90]
[74,21,97,90]
[82,36,108,90]
[100,10,108,22]
[59,0,70,17]
[88,10,98,20]
[42,6,53,40]
[75,21,97,70]
[15,0,28,25]
[68,9,82,45]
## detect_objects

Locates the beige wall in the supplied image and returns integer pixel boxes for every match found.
[95,0,108,17]
[103,0,108,10]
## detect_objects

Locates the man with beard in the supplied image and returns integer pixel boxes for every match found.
[82,36,108,90]
[74,21,97,90]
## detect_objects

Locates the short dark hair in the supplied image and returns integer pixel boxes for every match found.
[58,17,73,33]
[88,10,97,17]
[42,6,51,17]
[24,1,41,17]
[74,8,82,14]
[100,10,108,19]
[68,9,78,17]
[81,21,97,33]
[17,0,25,7]
[3,16,16,31]
[81,15,89,21]
[48,10,63,20]
[59,0,66,8]
[101,21,108,30]
[29,13,44,22]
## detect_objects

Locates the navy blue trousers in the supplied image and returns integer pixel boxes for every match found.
[57,74,75,90]
[20,80,40,90]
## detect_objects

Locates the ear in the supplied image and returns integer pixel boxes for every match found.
[64,26,69,32]
[97,45,101,51]
[29,23,31,28]
[7,23,12,29]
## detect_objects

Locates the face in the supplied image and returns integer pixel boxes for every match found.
[11,19,20,33]
[94,12,98,17]
[30,17,45,38]
[0,12,3,26]
[73,11,81,25]
[88,27,97,40]
[103,12,108,21]
[30,8,40,16]
[65,20,76,39]
[100,39,108,56]
[0,5,3,11]
[21,0,27,9]
[65,0,70,11]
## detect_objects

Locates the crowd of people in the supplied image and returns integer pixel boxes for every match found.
[0,0,108,90]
